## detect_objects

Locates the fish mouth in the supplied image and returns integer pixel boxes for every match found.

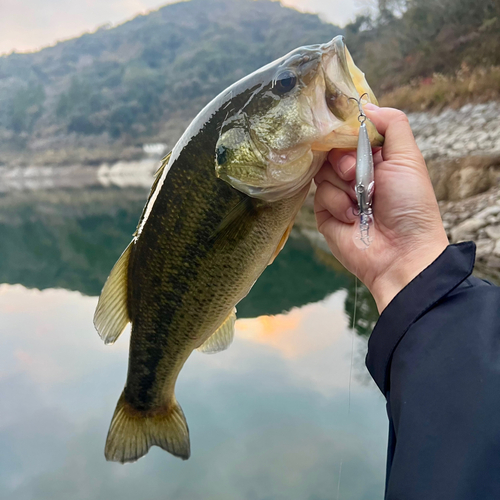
[312,36,384,151]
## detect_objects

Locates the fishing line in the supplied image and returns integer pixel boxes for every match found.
[337,267,359,500]
[337,91,374,496]
[348,267,359,414]
[336,459,344,500]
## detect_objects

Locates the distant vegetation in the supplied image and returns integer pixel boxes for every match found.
[0,0,339,164]
[0,0,498,164]
[347,0,500,109]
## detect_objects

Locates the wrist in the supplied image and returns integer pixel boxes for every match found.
[369,240,449,313]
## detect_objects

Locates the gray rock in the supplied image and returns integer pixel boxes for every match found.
[486,254,500,268]
[486,225,500,240]
[451,218,488,241]
[476,239,494,258]
[476,206,500,219]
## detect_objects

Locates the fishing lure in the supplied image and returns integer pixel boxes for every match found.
[350,94,375,249]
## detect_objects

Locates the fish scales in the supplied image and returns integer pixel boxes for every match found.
[125,96,304,412]
[94,35,383,463]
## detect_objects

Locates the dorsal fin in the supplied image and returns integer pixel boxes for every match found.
[197,308,237,354]
[134,152,172,237]
[93,242,133,345]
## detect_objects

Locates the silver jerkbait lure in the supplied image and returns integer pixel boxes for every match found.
[351,95,375,249]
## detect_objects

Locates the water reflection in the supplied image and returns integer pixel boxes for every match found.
[344,279,379,338]
[0,185,387,499]
[0,188,355,318]
[0,285,387,500]
[0,188,145,295]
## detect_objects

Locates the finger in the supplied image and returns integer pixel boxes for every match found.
[316,214,344,253]
[373,149,383,166]
[314,162,356,201]
[314,181,357,225]
[364,104,423,163]
[315,215,355,266]
[327,149,357,181]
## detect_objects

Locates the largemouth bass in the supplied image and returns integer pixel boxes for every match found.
[94,36,382,463]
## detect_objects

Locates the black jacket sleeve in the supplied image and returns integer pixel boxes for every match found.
[366,242,500,500]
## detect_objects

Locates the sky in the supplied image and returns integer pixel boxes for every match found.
[0,0,368,55]
[0,283,387,499]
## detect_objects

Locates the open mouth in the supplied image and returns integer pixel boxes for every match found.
[312,36,384,151]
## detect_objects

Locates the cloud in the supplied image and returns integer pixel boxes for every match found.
[0,284,387,500]
[281,0,360,26]
[0,0,175,55]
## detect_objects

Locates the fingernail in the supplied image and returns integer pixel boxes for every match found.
[338,155,356,176]
[364,103,379,111]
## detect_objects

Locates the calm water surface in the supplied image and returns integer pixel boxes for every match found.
[0,186,387,500]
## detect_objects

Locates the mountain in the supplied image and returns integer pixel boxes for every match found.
[0,0,341,166]
[346,0,500,92]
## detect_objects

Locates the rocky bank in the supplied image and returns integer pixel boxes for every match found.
[409,102,500,282]
[299,101,500,282]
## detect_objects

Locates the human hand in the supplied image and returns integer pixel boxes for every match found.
[314,105,449,312]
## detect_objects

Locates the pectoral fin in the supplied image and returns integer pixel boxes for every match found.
[210,196,256,250]
[93,242,132,345]
[197,308,237,354]
[268,220,294,265]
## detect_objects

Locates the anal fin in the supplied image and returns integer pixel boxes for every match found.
[93,242,132,345]
[197,308,236,354]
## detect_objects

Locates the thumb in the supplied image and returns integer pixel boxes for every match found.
[364,104,422,164]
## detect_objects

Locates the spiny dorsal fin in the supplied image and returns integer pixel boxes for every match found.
[105,392,190,463]
[154,151,173,180]
[268,220,294,266]
[134,152,172,237]
[93,242,132,345]
[197,308,237,354]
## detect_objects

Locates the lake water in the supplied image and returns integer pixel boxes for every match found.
[0,185,387,500]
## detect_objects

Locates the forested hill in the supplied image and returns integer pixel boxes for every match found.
[347,0,500,110]
[1,0,498,166]
[0,0,340,165]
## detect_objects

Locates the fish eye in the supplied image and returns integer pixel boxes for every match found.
[273,70,297,95]
[216,145,228,166]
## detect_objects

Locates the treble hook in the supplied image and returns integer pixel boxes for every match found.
[348,93,368,124]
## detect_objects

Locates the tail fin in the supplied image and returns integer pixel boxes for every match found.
[104,392,190,463]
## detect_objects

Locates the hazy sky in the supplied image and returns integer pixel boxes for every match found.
[0,0,366,55]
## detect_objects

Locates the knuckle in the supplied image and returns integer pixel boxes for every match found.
[393,110,410,124]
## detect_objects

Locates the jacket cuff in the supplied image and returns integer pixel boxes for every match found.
[365,242,476,396]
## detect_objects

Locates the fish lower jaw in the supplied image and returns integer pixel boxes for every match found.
[250,150,327,202]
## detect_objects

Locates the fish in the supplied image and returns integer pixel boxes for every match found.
[93,35,382,464]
